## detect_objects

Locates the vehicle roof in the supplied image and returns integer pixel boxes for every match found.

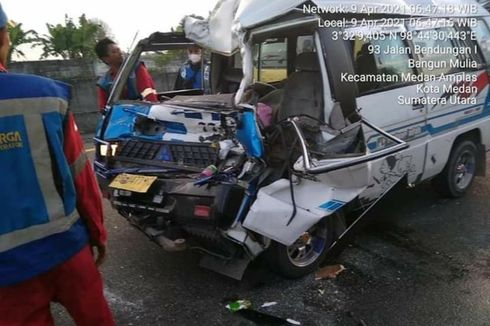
[477,0,490,10]
[184,0,488,55]
[138,32,195,51]
[236,0,488,29]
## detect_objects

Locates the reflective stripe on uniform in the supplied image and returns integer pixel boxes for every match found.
[23,113,67,221]
[0,74,84,268]
[0,97,68,118]
[0,96,70,224]
[0,210,79,253]
[70,152,88,178]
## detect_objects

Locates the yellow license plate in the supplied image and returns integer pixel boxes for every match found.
[109,173,157,193]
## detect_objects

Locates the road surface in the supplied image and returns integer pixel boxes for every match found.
[53,141,490,326]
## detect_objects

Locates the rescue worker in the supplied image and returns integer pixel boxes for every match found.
[174,44,211,93]
[95,37,158,110]
[0,4,115,325]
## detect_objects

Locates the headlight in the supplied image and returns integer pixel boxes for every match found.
[99,143,118,157]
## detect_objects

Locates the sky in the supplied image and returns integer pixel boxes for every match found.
[2,0,217,60]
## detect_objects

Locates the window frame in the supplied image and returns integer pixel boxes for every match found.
[253,37,289,83]
[466,18,490,66]
[410,26,482,77]
[343,21,421,97]
[351,35,419,97]
[344,18,485,98]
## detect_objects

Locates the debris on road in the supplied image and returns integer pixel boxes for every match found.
[225,299,252,312]
[315,264,346,280]
[226,299,301,325]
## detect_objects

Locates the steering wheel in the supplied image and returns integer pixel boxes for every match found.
[250,82,277,97]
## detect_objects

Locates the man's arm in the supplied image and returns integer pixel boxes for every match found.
[63,111,108,264]
[135,63,157,102]
[97,87,108,111]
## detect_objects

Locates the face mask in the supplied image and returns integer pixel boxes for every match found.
[189,53,201,64]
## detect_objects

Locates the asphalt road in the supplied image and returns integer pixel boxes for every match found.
[53,142,490,326]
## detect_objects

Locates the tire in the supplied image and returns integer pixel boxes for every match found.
[264,212,346,279]
[433,140,477,198]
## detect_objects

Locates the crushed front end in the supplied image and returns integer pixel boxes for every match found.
[94,95,269,278]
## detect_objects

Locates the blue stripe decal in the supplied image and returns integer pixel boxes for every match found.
[0,115,49,235]
[184,112,203,119]
[382,102,485,135]
[426,105,490,135]
[319,200,346,212]
[0,73,70,101]
[368,101,490,149]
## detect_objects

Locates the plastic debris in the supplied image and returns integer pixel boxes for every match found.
[257,102,273,128]
[194,164,220,186]
[225,300,252,312]
[287,318,301,325]
[201,164,218,178]
[219,140,235,160]
[194,175,214,186]
[226,299,300,325]
[261,301,278,308]
[315,264,346,280]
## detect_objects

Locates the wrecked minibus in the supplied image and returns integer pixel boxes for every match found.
[94,0,490,279]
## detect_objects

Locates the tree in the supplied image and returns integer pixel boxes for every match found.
[7,23,38,63]
[37,14,108,60]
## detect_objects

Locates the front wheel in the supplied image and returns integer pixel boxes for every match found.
[433,140,477,198]
[265,212,346,278]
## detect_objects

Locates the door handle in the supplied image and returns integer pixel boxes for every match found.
[412,97,425,110]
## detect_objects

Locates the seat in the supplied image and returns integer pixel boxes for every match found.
[222,68,243,93]
[278,52,324,122]
[355,43,378,93]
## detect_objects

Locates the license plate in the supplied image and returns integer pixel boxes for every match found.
[109,173,157,193]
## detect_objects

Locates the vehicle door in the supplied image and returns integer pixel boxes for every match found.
[343,22,430,192]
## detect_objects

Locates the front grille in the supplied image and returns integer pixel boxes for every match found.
[118,140,161,160]
[117,140,218,168]
[169,144,218,167]
[119,141,161,160]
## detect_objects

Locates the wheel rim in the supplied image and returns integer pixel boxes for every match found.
[453,149,476,191]
[287,230,326,268]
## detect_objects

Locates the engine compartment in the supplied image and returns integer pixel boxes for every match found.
[94,83,379,280]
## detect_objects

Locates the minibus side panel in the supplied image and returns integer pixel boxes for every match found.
[345,22,429,194]
[415,19,490,180]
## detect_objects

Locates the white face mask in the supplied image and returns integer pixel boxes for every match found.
[189,53,201,64]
